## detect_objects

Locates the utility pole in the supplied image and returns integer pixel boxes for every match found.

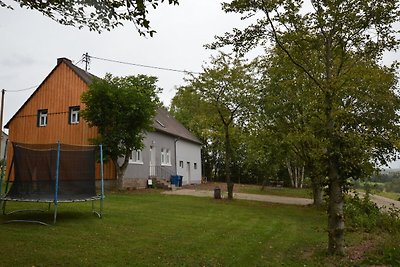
[0,89,5,159]
[83,52,90,72]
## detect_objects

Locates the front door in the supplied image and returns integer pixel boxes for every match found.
[149,146,156,176]
[186,162,191,184]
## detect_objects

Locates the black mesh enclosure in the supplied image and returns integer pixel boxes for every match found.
[7,143,97,201]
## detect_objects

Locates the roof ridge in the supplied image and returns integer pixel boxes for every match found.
[5,58,92,128]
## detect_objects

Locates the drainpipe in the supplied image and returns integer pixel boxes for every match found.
[174,137,180,175]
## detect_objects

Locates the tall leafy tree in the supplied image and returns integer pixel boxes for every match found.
[211,0,400,255]
[1,0,179,36]
[170,86,222,182]
[81,74,160,188]
[183,52,256,199]
[257,48,326,205]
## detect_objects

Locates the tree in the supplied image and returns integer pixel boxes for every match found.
[256,48,327,204]
[170,85,223,182]
[81,74,160,189]
[1,0,179,36]
[183,52,256,199]
[211,0,400,255]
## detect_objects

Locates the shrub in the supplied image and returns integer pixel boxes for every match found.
[345,190,400,233]
[345,192,381,232]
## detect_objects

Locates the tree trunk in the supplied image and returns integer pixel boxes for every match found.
[299,166,304,189]
[113,154,130,190]
[261,178,267,191]
[224,124,234,199]
[327,166,345,255]
[311,176,324,206]
[286,160,295,187]
[287,161,305,188]
[325,89,345,255]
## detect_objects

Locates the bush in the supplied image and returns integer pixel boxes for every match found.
[345,192,380,232]
[345,191,400,233]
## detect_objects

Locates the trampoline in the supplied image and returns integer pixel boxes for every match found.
[0,142,105,225]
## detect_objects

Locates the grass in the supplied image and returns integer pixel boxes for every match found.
[235,183,313,199]
[379,191,400,200]
[0,191,398,266]
[372,191,400,201]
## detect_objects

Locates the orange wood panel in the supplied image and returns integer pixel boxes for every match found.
[6,61,116,181]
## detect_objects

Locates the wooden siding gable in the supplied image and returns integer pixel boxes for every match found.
[5,58,94,129]
[5,58,100,145]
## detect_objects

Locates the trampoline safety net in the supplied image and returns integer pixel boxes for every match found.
[8,143,98,201]
[1,142,104,225]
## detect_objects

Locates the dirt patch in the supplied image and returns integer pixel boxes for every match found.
[344,234,392,267]
[300,235,386,266]
[347,239,379,262]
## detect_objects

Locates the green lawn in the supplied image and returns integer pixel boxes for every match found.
[377,191,400,200]
[236,184,313,199]
[0,191,398,266]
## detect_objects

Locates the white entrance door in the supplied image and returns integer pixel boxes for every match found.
[186,162,191,184]
[150,146,156,176]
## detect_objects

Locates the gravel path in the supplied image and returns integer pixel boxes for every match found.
[356,192,400,210]
[163,189,313,205]
[163,189,400,209]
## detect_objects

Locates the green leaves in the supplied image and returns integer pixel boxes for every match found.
[8,0,179,36]
[81,73,160,163]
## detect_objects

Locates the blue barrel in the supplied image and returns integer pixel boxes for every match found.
[170,175,180,187]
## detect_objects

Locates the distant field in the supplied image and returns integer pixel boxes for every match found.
[0,191,398,266]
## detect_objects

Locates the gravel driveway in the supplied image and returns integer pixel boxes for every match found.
[163,189,313,205]
[163,188,400,209]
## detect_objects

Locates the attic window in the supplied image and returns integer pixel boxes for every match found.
[69,106,80,124]
[37,109,48,127]
[156,119,165,128]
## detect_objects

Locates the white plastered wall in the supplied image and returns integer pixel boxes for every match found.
[176,140,201,185]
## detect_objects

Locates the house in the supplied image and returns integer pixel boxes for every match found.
[123,107,202,188]
[5,58,202,188]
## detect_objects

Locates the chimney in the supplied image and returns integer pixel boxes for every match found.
[57,57,72,65]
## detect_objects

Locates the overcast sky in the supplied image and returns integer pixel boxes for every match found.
[0,1,245,126]
[1,1,400,169]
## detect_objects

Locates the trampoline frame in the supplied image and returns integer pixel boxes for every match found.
[0,142,105,225]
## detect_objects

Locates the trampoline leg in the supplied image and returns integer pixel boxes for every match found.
[2,200,7,215]
[53,203,58,224]
[92,199,102,218]
[100,197,104,218]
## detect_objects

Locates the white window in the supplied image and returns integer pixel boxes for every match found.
[161,148,171,165]
[129,150,143,164]
[179,161,184,168]
[69,106,80,124]
[38,109,48,127]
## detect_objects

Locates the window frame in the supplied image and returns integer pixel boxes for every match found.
[69,106,80,124]
[37,109,48,127]
[161,148,171,166]
[129,150,143,164]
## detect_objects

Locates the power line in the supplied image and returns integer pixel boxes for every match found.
[6,85,38,93]
[90,55,201,75]
[6,54,201,93]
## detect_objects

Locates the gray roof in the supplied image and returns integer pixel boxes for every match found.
[5,58,202,145]
[153,108,202,145]
[59,58,96,84]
